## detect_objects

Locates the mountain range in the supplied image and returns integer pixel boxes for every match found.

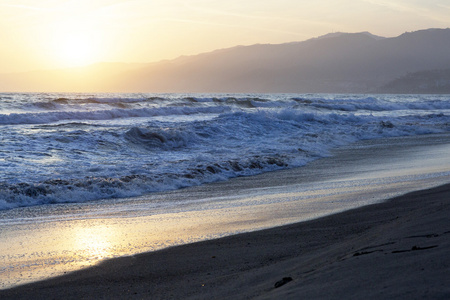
[1,28,450,93]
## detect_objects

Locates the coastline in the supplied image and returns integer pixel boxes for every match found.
[1,182,449,299]
[1,132,449,296]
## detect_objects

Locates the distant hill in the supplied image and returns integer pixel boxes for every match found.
[378,69,450,94]
[1,28,450,93]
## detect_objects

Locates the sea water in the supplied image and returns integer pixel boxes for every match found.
[0,93,449,210]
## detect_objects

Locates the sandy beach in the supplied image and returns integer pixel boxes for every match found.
[1,182,449,299]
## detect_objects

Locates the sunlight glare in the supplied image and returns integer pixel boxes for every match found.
[73,224,115,264]
[54,32,99,68]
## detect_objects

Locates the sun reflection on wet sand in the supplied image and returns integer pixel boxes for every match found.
[0,220,127,288]
[0,209,270,289]
[72,224,116,263]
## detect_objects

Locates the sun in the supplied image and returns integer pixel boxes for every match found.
[55,33,98,68]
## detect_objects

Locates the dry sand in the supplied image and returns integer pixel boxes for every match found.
[1,182,449,299]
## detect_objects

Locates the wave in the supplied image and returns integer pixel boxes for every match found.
[47,96,164,105]
[0,154,293,210]
[25,96,279,112]
[124,127,192,149]
[0,106,229,125]
[16,96,183,112]
[291,96,450,112]
[3,93,450,111]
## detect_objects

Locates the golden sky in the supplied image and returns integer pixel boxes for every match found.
[1,0,449,73]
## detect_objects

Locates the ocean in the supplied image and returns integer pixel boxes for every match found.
[1,93,449,210]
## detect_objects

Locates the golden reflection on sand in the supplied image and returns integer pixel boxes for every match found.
[71,224,117,263]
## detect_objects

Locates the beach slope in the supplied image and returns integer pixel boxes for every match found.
[1,183,449,299]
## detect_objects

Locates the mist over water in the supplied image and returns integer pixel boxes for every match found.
[0,93,449,209]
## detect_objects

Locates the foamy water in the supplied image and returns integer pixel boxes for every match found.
[0,93,449,209]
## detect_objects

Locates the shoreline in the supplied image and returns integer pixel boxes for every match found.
[1,182,449,299]
[0,133,450,292]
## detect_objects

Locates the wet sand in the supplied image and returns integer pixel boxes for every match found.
[1,182,449,299]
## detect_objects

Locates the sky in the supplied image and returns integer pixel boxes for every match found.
[1,0,450,73]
